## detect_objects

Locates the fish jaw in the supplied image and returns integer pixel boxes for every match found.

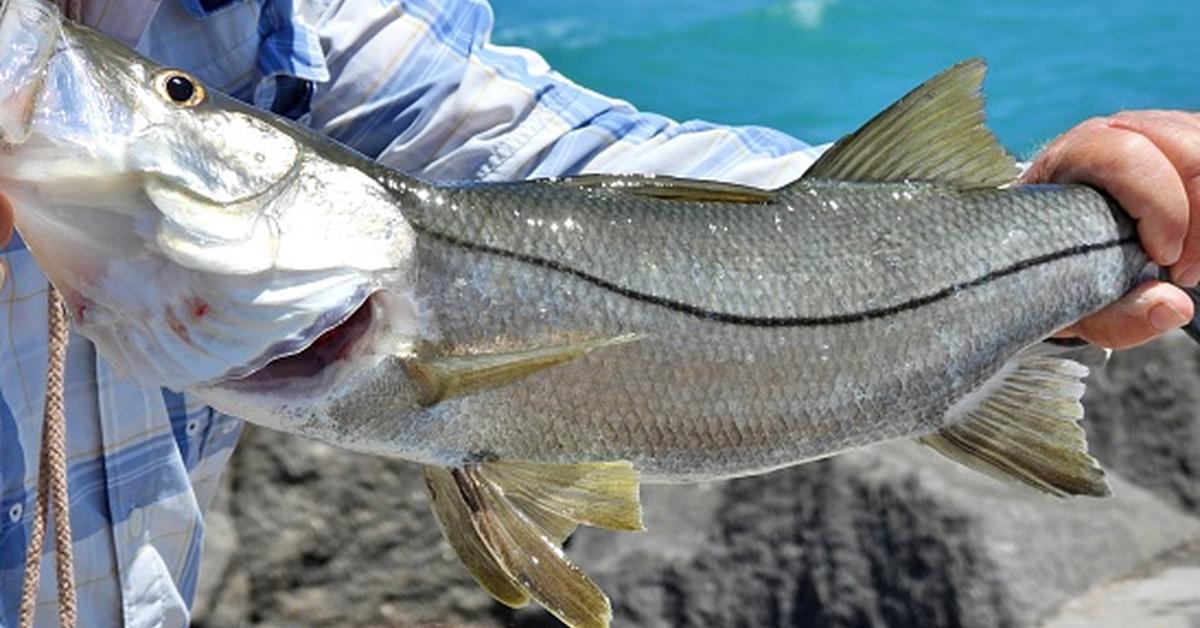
[3,149,415,392]
[0,0,423,390]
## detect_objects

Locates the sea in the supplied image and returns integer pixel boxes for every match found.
[491,0,1199,157]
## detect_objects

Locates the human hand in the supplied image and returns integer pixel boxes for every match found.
[1022,110,1200,349]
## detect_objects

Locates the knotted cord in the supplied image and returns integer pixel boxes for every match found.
[18,3,84,626]
[18,287,76,628]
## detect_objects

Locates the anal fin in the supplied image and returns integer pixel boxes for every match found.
[423,466,531,607]
[423,460,643,628]
[920,342,1111,497]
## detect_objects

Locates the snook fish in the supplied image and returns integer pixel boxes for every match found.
[0,0,1171,625]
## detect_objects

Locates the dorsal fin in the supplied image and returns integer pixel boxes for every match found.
[798,58,1019,189]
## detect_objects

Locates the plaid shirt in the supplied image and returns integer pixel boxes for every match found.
[0,0,822,625]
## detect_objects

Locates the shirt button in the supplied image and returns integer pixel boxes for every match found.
[127,507,145,540]
[7,502,21,523]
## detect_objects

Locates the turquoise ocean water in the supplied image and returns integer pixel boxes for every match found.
[491,0,1198,157]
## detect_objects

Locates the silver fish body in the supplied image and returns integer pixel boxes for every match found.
[223,175,1141,481]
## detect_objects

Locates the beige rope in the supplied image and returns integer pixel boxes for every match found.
[19,4,81,626]
[19,286,76,628]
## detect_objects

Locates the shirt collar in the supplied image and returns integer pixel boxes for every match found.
[90,0,330,114]
[175,0,330,88]
[252,0,330,85]
[250,0,330,114]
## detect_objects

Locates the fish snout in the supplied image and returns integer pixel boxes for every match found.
[0,0,59,147]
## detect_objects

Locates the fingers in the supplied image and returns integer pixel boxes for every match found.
[1024,115,1190,267]
[1027,111,1200,349]
[1107,111,1200,285]
[1056,281,1193,350]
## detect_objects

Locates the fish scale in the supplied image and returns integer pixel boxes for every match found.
[404,181,1130,323]
[336,180,1142,479]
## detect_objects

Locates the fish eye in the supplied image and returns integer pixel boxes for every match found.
[153,69,205,107]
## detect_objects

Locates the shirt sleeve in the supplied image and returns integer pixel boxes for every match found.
[310,0,826,188]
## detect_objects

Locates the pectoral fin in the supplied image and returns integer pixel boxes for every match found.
[423,460,643,628]
[920,342,1110,497]
[406,335,639,406]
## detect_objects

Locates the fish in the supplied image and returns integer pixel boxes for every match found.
[0,0,1174,625]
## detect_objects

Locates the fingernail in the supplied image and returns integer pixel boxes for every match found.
[1164,242,1184,266]
[1149,302,1189,332]
[1175,263,1200,288]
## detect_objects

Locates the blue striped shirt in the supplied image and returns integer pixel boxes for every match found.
[0,0,822,625]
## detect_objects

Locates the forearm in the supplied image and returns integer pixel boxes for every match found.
[311,0,824,186]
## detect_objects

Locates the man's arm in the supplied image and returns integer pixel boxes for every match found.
[309,0,822,187]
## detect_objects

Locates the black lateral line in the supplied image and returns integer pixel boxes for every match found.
[416,226,1139,328]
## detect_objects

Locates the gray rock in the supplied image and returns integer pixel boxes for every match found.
[193,334,1200,627]
[193,426,499,628]
[1083,331,1200,515]
[1040,540,1200,628]
[557,444,1199,628]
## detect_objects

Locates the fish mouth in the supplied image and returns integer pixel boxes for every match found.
[217,293,382,395]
